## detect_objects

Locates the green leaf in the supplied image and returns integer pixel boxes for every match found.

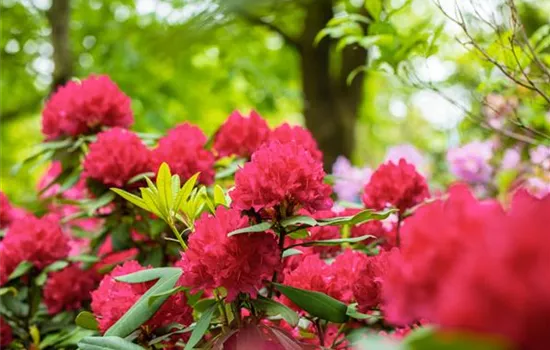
[175,172,200,211]
[193,298,217,313]
[127,172,155,185]
[111,188,150,212]
[287,234,374,249]
[36,260,70,286]
[282,248,304,258]
[184,303,217,350]
[272,283,349,323]
[75,311,99,331]
[346,303,377,321]
[287,229,309,239]
[227,222,273,236]
[148,286,185,306]
[78,336,145,350]
[140,188,164,219]
[59,167,82,192]
[366,0,382,20]
[105,268,182,337]
[317,208,396,227]
[253,296,299,327]
[280,215,318,228]
[68,254,100,263]
[156,162,173,215]
[8,261,33,281]
[0,287,17,296]
[115,267,183,284]
[213,185,227,207]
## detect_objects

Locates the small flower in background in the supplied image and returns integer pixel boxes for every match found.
[524,177,550,199]
[43,264,97,314]
[42,75,133,140]
[501,148,521,170]
[230,140,332,215]
[362,159,430,214]
[446,141,494,184]
[270,123,323,162]
[332,156,372,203]
[213,110,271,159]
[91,261,193,334]
[384,144,429,176]
[529,145,550,170]
[482,93,518,129]
[177,207,281,301]
[83,128,151,188]
[152,123,215,184]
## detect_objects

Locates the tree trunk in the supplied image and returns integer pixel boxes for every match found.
[299,0,367,170]
[46,0,72,94]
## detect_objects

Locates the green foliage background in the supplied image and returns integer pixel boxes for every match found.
[1,0,549,206]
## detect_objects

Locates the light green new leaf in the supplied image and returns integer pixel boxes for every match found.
[111,189,150,212]
[273,283,349,323]
[156,162,173,215]
[8,261,33,281]
[213,185,227,207]
[175,173,200,212]
[141,188,164,218]
[366,0,382,20]
[184,303,217,350]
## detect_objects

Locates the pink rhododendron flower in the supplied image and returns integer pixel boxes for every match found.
[42,75,133,140]
[43,264,97,314]
[353,250,394,312]
[91,261,192,333]
[230,141,332,216]
[152,122,215,184]
[270,123,323,161]
[38,161,88,200]
[382,184,505,325]
[331,156,372,202]
[177,207,281,301]
[362,159,429,214]
[447,141,494,184]
[327,249,369,304]
[83,128,151,187]
[214,110,271,158]
[0,215,70,285]
[0,317,12,347]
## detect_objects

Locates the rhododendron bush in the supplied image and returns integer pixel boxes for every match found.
[1,75,549,350]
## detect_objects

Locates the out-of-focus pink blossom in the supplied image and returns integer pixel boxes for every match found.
[447,141,494,184]
[332,156,372,202]
[385,144,428,176]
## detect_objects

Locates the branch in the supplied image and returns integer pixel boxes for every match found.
[235,9,300,50]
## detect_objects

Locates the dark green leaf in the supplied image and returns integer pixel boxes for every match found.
[185,303,217,350]
[280,215,318,228]
[75,311,99,331]
[272,283,348,323]
[105,269,182,337]
[148,286,186,306]
[253,296,299,327]
[227,222,273,236]
[8,261,33,281]
[287,234,374,249]
[282,248,304,258]
[78,336,145,350]
[193,298,217,313]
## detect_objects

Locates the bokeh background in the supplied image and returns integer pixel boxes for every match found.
[1,0,549,205]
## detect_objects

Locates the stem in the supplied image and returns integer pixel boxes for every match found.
[268,226,287,298]
[331,324,347,348]
[168,223,188,251]
[314,319,325,347]
[214,290,229,327]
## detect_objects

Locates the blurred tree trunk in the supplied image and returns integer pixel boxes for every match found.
[46,0,73,94]
[299,0,367,170]
[238,0,367,170]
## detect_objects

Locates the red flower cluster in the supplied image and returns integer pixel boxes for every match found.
[42,75,133,140]
[383,185,550,349]
[152,123,215,184]
[362,159,429,213]
[353,250,394,313]
[270,123,323,161]
[0,215,69,285]
[282,250,374,307]
[177,207,281,301]
[0,317,12,347]
[230,141,332,216]
[43,264,97,314]
[214,110,271,158]
[0,192,15,228]
[91,261,193,333]
[83,128,151,187]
